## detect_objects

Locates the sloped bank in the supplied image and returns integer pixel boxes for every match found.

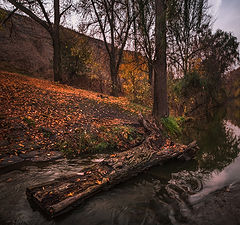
[26,116,199,218]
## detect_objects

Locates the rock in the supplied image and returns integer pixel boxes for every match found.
[19,150,63,162]
[91,158,105,163]
[19,151,39,159]
[0,155,24,168]
[0,10,112,93]
[29,151,63,162]
[0,150,63,170]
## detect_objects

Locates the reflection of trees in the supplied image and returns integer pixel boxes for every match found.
[225,99,240,127]
[181,102,240,171]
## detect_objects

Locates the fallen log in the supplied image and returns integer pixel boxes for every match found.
[26,116,199,218]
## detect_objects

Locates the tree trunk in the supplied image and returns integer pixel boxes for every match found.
[153,0,168,118]
[148,61,154,85]
[110,66,121,97]
[52,0,62,83]
[26,115,199,218]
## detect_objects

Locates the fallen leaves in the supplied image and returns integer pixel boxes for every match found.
[66,192,74,197]
[96,180,102,185]
[0,71,142,157]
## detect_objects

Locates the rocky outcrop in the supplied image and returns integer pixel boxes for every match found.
[0,12,53,79]
[0,10,111,93]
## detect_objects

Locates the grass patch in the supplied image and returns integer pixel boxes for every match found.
[161,116,183,137]
[57,125,144,156]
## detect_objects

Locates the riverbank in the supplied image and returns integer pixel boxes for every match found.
[0,71,151,168]
[0,94,239,224]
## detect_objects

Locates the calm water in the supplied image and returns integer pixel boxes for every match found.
[0,99,239,225]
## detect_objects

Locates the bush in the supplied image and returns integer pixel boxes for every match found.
[120,53,152,106]
[61,31,93,80]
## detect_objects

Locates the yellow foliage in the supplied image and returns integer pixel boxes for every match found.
[119,52,151,106]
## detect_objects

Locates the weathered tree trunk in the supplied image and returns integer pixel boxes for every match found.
[26,116,199,218]
[153,0,168,117]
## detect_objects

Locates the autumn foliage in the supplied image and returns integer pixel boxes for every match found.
[119,52,152,106]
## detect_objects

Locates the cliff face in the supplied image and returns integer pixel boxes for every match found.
[0,11,111,93]
[0,12,53,79]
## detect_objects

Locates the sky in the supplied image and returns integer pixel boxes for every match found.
[209,0,240,43]
[1,0,239,44]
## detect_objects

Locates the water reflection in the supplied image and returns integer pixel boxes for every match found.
[181,100,240,171]
[0,99,240,225]
[190,155,240,204]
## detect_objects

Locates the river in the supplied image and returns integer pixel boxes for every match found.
[0,99,239,225]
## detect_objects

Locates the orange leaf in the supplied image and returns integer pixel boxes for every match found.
[96,180,102,185]
[66,192,74,197]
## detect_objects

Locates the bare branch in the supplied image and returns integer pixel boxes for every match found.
[60,4,72,18]
[36,0,51,27]
[7,0,50,31]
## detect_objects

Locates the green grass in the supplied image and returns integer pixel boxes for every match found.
[161,116,183,137]
[56,124,144,156]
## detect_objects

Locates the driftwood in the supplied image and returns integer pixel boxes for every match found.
[26,116,199,218]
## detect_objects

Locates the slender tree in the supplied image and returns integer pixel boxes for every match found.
[6,0,72,82]
[79,0,136,96]
[132,0,155,84]
[152,0,168,117]
[167,0,211,77]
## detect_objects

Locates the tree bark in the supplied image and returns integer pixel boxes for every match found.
[148,61,154,85]
[153,0,168,118]
[52,0,62,82]
[51,31,62,82]
[110,66,121,97]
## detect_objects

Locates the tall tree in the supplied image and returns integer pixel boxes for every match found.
[79,0,136,96]
[200,29,240,104]
[153,0,168,117]
[6,0,72,82]
[132,0,155,84]
[167,0,211,77]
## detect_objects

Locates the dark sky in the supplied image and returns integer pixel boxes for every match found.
[209,0,240,42]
